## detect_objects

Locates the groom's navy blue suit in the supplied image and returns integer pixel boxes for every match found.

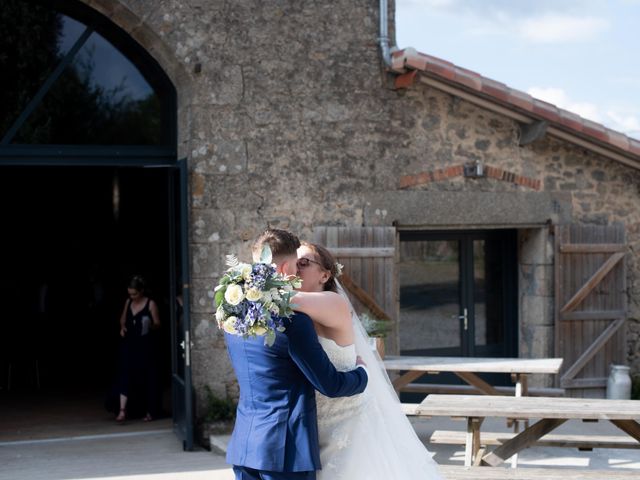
[225,311,368,480]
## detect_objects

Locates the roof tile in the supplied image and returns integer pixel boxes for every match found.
[582,120,609,143]
[508,90,534,112]
[532,100,561,123]
[557,110,584,132]
[480,78,510,102]
[389,48,639,165]
[454,67,483,92]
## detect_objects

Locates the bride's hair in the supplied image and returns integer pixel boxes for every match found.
[300,241,340,293]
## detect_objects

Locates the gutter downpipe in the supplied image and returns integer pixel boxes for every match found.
[379,0,393,68]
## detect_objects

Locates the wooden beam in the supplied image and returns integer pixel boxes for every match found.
[391,370,424,392]
[455,372,502,396]
[560,244,627,253]
[482,418,567,466]
[611,420,640,443]
[560,310,626,321]
[329,247,395,258]
[339,272,392,321]
[561,318,626,382]
[560,252,625,314]
[561,377,608,389]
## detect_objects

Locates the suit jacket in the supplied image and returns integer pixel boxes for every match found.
[225,311,368,472]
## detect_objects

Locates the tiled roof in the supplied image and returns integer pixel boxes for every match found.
[391,48,640,167]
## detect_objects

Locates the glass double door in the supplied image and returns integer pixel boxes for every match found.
[399,230,517,359]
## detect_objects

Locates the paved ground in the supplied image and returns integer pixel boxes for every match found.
[2,415,640,480]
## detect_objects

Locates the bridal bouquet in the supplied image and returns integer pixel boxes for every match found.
[214,246,301,346]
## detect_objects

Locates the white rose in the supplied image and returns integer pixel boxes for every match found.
[224,284,244,306]
[241,264,252,281]
[245,288,262,302]
[270,288,281,301]
[223,317,238,334]
[253,325,267,336]
[215,306,226,324]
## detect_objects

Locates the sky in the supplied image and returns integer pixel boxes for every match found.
[396,0,640,140]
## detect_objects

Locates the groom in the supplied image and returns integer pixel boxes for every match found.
[224,228,368,480]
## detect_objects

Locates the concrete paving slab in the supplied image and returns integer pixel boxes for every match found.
[0,431,234,480]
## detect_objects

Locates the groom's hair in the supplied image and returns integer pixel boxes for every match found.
[253,229,300,261]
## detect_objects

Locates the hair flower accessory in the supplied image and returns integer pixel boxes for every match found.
[334,262,344,277]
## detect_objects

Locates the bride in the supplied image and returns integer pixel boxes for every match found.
[293,241,443,479]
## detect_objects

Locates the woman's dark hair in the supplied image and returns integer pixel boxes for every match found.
[301,241,340,293]
[128,275,146,293]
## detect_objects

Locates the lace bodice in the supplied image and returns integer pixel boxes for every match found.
[316,337,366,428]
[317,336,357,371]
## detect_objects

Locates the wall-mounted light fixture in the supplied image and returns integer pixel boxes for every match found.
[463,160,485,178]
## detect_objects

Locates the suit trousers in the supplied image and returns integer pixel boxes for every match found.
[233,466,315,480]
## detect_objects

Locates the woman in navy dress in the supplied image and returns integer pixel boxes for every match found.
[115,275,161,422]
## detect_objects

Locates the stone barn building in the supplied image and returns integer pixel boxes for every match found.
[2,0,639,449]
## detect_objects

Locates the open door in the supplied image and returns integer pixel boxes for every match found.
[169,158,194,450]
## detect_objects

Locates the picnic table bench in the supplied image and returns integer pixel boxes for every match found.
[384,356,563,397]
[438,465,636,479]
[416,394,640,467]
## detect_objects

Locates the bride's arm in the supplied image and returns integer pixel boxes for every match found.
[293,291,351,329]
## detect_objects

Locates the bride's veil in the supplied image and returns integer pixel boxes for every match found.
[335,280,398,397]
[335,280,437,462]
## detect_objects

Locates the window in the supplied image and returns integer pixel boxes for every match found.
[0,0,175,147]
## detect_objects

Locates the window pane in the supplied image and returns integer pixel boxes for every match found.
[399,240,461,354]
[0,1,65,138]
[2,1,167,145]
[473,237,506,355]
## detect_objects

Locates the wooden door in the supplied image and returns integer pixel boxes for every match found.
[313,226,399,354]
[555,224,628,398]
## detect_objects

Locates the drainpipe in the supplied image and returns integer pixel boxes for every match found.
[379,0,394,68]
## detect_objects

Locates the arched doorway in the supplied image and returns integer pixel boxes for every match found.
[0,0,193,449]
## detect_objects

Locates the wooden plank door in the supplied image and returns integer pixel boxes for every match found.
[313,226,399,354]
[555,224,628,397]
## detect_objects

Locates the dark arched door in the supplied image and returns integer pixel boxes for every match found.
[0,0,193,449]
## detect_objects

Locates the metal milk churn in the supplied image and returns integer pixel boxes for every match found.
[606,364,631,400]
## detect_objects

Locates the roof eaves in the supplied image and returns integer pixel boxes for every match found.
[391,48,640,169]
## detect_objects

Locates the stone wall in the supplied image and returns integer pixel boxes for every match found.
[87,0,640,411]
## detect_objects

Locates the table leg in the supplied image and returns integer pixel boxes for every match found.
[391,370,424,394]
[510,373,530,468]
[455,371,501,396]
[610,420,640,442]
[482,418,567,467]
[465,417,484,467]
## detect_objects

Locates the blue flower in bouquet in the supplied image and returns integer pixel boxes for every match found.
[213,245,301,346]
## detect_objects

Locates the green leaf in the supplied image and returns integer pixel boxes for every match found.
[264,330,276,347]
[260,244,273,264]
[215,287,226,308]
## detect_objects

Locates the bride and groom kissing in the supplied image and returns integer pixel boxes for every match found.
[224,229,442,480]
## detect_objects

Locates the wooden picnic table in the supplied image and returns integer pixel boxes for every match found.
[416,394,640,467]
[384,356,563,397]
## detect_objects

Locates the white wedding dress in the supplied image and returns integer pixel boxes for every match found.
[315,318,443,479]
